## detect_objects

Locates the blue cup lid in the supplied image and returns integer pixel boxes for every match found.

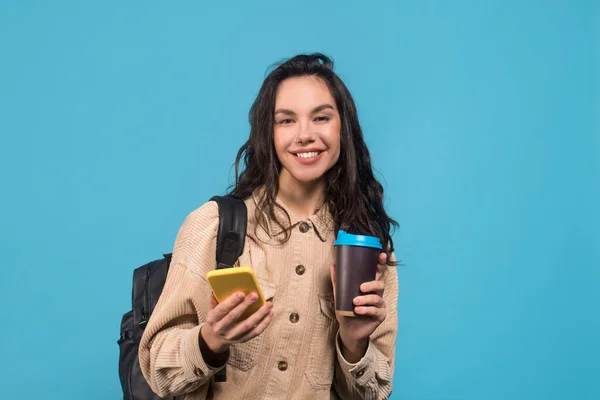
[334,230,383,250]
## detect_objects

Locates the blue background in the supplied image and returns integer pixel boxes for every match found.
[1,1,598,399]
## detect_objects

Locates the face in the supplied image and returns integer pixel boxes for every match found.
[273,76,341,186]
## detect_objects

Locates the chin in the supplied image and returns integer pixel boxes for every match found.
[288,169,327,185]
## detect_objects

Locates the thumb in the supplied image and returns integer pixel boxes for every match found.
[330,264,337,299]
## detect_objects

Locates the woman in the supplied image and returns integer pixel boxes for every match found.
[139,53,399,399]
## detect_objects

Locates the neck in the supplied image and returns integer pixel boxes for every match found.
[277,172,325,220]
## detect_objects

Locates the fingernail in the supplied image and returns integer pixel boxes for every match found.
[353,298,360,305]
[249,293,258,302]
[237,292,245,300]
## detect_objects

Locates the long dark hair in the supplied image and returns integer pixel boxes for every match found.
[229,53,399,265]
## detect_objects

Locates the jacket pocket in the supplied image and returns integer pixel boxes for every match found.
[228,278,276,372]
[305,292,337,391]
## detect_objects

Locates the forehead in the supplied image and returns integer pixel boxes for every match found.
[274,76,335,110]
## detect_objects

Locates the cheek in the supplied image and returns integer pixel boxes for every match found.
[334,143,341,158]
[327,123,342,158]
[273,129,287,154]
[331,145,341,165]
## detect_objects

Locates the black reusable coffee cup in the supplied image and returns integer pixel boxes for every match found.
[333,230,383,317]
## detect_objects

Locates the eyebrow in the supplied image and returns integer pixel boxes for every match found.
[274,103,335,116]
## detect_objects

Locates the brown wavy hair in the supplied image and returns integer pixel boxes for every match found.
[228,53,399,265]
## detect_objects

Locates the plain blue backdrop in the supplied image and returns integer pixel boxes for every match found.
[1,1,598,399]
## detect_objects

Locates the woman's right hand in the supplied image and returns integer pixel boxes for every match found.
[200,291,275,354]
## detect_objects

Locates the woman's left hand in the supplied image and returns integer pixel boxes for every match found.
[330,252,388,363]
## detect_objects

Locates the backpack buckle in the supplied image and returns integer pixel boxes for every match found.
[138,311,148,329]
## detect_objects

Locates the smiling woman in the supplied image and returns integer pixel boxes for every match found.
[231,54,398,246]
[274,76,341,185]
[137,53,399,400]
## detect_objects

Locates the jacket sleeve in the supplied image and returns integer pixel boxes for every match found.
[332,258,399,400]
[138,201,223,397]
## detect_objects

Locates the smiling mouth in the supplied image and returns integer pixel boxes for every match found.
[293,151,323,159]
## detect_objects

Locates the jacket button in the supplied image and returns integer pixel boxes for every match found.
[295,265,305,275]
[289,313,300,323]
[299,222,310,233]
[278,361,288,371]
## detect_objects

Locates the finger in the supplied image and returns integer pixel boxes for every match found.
[210,294,218,310]
[227,301,274,340]
[238,309,276,343]
[376,255,388,281]
[353,294,385,308]
[360,280,385,295]
[209,292,246,325]
[354,306,386,322]
[215,292,262,333]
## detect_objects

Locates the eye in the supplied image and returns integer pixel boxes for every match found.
[277,118,294,125]
[314,115,331,123]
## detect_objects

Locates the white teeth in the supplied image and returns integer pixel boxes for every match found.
[296,151,320,159]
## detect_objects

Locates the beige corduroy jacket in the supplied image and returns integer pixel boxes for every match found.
[138,190,398,399]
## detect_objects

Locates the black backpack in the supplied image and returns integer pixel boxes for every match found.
[118,195,248,400]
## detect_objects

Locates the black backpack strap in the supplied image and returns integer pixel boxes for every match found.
[211,195,247,269]
[209,195,247,384]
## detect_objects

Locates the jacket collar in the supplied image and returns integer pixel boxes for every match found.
[250,187,334,242]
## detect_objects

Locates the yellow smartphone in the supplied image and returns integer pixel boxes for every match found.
[206,266,266,321]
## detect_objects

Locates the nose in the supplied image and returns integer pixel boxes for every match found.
[295,121,316,145]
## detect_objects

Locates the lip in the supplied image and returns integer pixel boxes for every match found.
[290,148,325,154]
[291,149,325,165]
